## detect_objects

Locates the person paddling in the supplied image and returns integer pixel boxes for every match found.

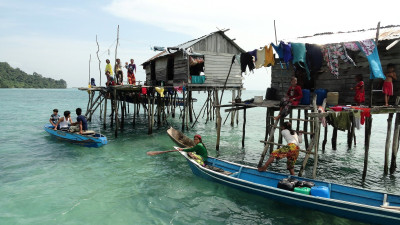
[178,134,208,166]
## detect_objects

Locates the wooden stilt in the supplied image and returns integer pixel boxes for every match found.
[231,90,236,126]
[264,107,271,145]
[242,107,246,148]
[103,97,107,129]
[182,90,185,131]
[384,113,394,174]
[362,116,373,180]
[304,110,309,149]
[114,89,119,137]
[151,95,155,132]
[215,90,222,151]
[258,119,280,168]
[390,111,400,174]
[189,90,193,123]
[332,127,338,150]
[157,93,161,127]
[147,96,152,134]
[322,125,328,152]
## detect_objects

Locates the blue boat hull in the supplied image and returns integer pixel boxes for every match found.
[179,151,400,225]
[44,124,107,148]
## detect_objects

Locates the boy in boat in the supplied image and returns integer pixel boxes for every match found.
[69,108,88,134]
[53,111,73,131]
[49,108,60,129]
[383,63,397,106]
[178,134,208,166]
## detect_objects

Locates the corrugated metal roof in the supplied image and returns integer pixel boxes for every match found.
[142,30,245,65]
[284,25,400,45]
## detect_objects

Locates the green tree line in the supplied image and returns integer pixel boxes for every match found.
[0,62,67,88]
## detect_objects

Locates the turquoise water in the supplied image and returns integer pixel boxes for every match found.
[0,88,399,225]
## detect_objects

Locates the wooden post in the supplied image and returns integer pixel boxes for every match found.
[114,89,118,137]
[332,127,338,150]
[189,90,193,123]
[231,90,236,126]
[362,116,373,180]
[390,111,400,174]
[215,89,222,151]
[147,96,152,134]
[304,109,309,149]
[347,113,353,149]
[182,89,185,131]
[103,97,107,129]
[258,119,280,168]
[384,113,394,174]
[322,125,328,152]
[242,107,246,148]
[264,108,271,144]
[296,109,301,132]
[151,95,155,132]
[157,93,161,127]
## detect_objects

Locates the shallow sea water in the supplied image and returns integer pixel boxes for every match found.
[0,88,399,225]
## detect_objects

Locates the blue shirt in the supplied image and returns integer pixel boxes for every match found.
[77,115,88,131]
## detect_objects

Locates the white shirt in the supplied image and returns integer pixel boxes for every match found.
[281,129,302,146]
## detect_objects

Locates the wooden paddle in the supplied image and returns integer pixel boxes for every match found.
[146,149,180,156]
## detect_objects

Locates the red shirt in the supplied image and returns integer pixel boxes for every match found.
[287,85,303,106]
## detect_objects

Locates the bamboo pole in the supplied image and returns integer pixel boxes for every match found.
[390,111,400,174]
[231,90,236,126]
[147,96,151,134]
[103,97,107,129]
[362,116,373,179]
[114,89,118,137]
[182,90,186,131]
[304,109,309,149]
[385,113,394,174]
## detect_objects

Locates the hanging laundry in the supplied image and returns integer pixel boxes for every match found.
[343,42,360,52]
[248,49,258,62]
[235,54,241,64]
[271,41,292,68]
[322,43,356,78]
[306,43,323,72]
[291,43,310,80]
[264,45,275,67]
[174,86,182,93]
[255,47,266,69]
[356,40,386,80]
[155,87,164,97]
[350,106,371,125]
[327,111,351,131]
[240,52,255,74]
[141,87,147,95]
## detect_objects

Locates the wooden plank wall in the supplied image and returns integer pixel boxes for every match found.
[200,52,242,86]
[172,54,188,86]
[192,32,239,54]
[271,40,400,106]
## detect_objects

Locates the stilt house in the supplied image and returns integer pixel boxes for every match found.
[142,30,245,90]
[270,26,400,106]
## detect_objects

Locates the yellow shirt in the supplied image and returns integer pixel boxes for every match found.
[105,64,113,76]
[264,45,275,67]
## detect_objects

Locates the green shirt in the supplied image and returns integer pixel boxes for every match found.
[183,143,208,160]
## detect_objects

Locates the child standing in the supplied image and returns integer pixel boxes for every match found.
[351,74,365,105]
[383,63,397,106]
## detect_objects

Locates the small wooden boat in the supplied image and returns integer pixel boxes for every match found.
[44,124,107,148]
[167,127,400,225]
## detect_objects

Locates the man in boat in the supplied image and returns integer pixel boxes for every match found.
[69,108,88,134]
[49,108,60,129]
[53,111,73,131]
[177,134,208,166]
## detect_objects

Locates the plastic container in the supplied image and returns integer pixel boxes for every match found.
[311,186,330,198]
[314,89,327,105]
[254,96,263,103]
[300,89,311,105]
[326,92,339,106]
[294,187,311,195]
[191,76,205,84]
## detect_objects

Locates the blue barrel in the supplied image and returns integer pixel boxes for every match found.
[315,89,327,105]
[311,186,330,198]
[300,89,310,105]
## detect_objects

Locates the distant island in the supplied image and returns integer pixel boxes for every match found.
[0,62,67,88]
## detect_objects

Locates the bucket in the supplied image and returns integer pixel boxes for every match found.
[326,92,339,106]
[314,89,327,105]
[311,186,330,198]
[300,89,310,105]
[254,96,263,103]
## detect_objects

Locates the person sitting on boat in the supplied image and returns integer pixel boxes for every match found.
[258,122,302,175]
[53,111,73,131]
[69,108,88,134]
[177,134,208,166]
[49,108,60,129]
[275,76,302,120]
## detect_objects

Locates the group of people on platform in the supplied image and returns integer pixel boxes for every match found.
[49,108,88,134]
[105,58,136,86]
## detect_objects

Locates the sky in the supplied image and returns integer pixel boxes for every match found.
[0,0,398,90]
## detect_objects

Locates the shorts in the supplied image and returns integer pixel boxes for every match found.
[270,143,299,169]
[382,81,393,96]
[188,152,205,166]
